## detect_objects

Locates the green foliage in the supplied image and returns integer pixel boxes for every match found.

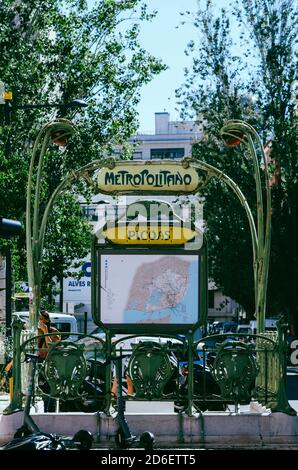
[41,192,92,298]
[0,324,13,359]
[178,1,298,326]
[0,1,165,305]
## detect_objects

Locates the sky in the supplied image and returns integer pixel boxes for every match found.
[136,0,198,132]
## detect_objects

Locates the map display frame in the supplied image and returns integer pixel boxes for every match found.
[95,248,202,333]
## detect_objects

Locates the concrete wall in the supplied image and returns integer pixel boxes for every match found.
[1,410,298,448]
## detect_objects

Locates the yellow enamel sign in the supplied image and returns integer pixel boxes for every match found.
[103,224,197,245]
[98,161,200,194]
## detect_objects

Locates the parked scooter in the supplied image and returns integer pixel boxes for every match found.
[2,353,94,451]
[112,354,155,450]
[177,362,226,412]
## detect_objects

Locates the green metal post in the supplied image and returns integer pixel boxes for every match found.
[220,121,272,334]
[272,317,296,415]
[26,119,76,332]
[186,330,194,416]
[105,329,113,413]
[200,239,208,334]
[3,316,24,414]
[91,235,97,324]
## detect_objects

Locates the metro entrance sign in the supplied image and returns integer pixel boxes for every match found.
[92,198,207,333]
[97,160,201,194]
[93,160,207,333]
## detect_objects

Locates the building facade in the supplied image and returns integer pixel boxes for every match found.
[119,112,202,161]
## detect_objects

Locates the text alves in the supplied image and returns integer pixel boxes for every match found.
[68,280,90,287]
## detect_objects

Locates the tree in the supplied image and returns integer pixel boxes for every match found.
[0,0,166,306]
[177,0,298,330]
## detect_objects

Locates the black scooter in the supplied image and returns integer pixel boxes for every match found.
[3,353,94,451]
[113,354,155,450]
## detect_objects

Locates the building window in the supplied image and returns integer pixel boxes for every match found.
[133,152,143,160]
[81,206,98,222]
[208,290,215,309]
[150,148,185,160]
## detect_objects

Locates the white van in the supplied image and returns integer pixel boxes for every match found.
[13,311,78,341]
[236,324,252,334]
[249,319,277,335]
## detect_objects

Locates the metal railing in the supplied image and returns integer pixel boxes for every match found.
[4,320,295,417]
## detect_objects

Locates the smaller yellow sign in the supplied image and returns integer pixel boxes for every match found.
[14,292,31,298]
[103,224,197,245]
[4,91,13,101]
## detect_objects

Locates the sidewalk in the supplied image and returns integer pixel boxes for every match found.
[0,394,10,415]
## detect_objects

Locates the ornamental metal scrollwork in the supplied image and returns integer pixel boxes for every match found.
[41,341,87,400]
[127,341,175,399]
[212,341,258,402]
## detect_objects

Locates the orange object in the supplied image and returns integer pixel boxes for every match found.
[111,375,134,397]
[126,375,134,395]
[9,377,13,401]
[5,359,13,375]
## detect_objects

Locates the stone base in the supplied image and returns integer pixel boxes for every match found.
[1,410,298,448]
[125,401,174,413]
